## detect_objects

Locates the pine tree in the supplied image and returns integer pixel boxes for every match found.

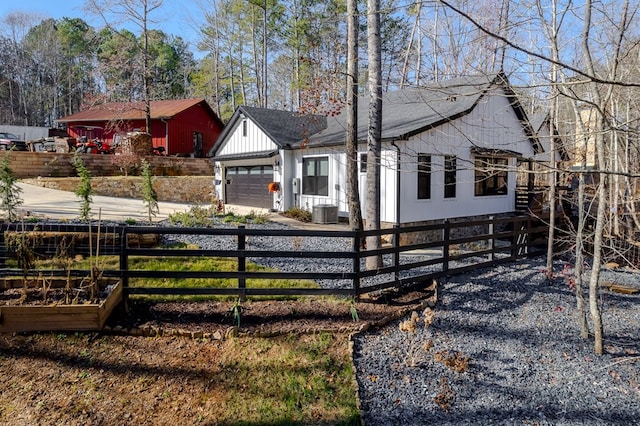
[73,153,93,222]
[141,159,158,223]
[0,152,23,221]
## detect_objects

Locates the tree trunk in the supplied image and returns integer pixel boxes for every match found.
[400,1,421,88]
[365,0,382,270]
[570,100,589,339]
[589,157,606,355]
[546,0,559,280]
[346,0,363,231]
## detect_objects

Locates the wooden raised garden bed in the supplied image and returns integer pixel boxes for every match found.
[0,280,123,333]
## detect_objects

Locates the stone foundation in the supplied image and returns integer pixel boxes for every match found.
[383,213,514,246]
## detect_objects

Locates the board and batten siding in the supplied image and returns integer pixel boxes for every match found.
[294,146,398,222]
[294,147,343,212]
[397,90,535,223]
[216,117,279,157]
[214,117,280,210]
[358,148,398,224]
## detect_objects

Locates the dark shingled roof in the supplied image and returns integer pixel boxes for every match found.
[529,111,570,161]
[210,106,327,156]
[239,106,327,147]
[304,73,520,147]
[211,72,537,157]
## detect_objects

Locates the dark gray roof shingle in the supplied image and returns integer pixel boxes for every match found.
[304,73,502,147]
[211,72,537,157]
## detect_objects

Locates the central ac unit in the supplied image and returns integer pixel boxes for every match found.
[312,204,338,224]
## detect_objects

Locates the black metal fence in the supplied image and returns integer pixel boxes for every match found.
[0,215,547,300]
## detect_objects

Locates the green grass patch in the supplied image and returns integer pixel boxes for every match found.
[69,254,319,301]
[215,333,360,424]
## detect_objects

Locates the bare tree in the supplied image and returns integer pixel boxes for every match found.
[579,0,632,355]
[543,0,562,281]
[84,0,164,134]
[439,0,640,354]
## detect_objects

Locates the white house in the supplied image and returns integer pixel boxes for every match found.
[210,72,544,225]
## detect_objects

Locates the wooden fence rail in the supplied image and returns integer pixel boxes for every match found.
[0,215,547,300]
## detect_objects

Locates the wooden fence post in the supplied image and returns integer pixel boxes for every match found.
[119,226,129,309]
[119,226,129,290]
[352,230,361,300]
[489,216,495,261]
[393,225,400,283]
[237,225,246,302]
[511,217,518,260]
[443,219,450,273]
[0,223,5,267]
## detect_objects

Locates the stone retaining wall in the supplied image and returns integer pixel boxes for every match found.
[23,176,216,204]
[4,151,214,178]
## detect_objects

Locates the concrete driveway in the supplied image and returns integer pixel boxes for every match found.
[16,182,194,222]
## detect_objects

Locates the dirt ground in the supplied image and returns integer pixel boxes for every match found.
[0,287,434,425]
[113,286,435,337]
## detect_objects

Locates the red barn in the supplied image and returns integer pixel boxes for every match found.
[57,99,224,157]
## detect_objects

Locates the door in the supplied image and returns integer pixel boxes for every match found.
[225,165,274,209]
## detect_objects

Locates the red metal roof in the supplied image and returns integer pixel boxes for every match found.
[57,99,214,122]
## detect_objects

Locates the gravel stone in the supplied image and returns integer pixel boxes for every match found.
[353,257,640,425]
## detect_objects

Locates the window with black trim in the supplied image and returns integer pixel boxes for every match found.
[444,155,457,198]
[474,156,508,196]
[360,153,367,173]
[303,157,329,196]
[417,155,431,199]
[242,120,247,137]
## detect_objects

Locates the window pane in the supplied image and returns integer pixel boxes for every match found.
[474,157,508,196]
[302,157,329,196]
[319,157,329,175]
[444,155,456,198]
[316,176,329,196]
[304,159,316,176]
[417,155,431,199]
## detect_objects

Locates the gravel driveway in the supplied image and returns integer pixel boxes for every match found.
[353,257,640,425]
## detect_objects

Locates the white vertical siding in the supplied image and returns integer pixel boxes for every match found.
[217,117,278,156]
[356,148,398,223]
[294,147,346,213]
[380,149,398,223]
[395,90,533,223]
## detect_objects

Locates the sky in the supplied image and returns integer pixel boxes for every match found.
[0,0,206,55]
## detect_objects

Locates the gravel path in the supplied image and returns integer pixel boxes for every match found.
[353,257,640,425]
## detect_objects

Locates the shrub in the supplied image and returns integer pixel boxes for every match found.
[283,207,312,222]
[0,152,23,221]
[168,205,215,227]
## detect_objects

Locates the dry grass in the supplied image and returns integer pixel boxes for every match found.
[0,332,360,425]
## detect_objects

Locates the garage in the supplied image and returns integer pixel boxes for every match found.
[225,165,274,209]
